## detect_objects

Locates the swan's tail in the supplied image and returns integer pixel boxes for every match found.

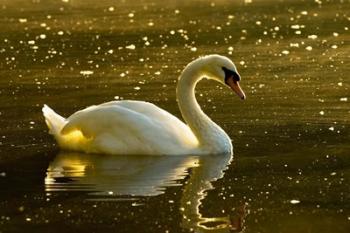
[42,104,66,136]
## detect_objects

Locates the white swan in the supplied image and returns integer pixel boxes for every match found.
[42,54,245,155]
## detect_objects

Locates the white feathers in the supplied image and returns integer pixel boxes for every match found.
[42,55,237,155]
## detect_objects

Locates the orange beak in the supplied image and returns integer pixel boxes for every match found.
[226,76,246,100]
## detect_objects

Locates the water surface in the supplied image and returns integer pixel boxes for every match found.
[0,0,349,232]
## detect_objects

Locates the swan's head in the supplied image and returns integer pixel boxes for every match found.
[202,55,246,100]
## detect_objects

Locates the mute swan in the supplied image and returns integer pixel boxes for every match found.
[42,54,245,155]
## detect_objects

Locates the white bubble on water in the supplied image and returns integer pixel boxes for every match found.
[80,70,93,75]
[291,25,305,29]
[125,44,136,50]
[290,200,300,204]
[308,35,318,39]
[305,46,313,51]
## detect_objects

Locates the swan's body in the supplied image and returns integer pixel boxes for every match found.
[43,101,200,155]
[43,55,245,155]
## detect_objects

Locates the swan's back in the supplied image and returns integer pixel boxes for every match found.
[45,101,199,155]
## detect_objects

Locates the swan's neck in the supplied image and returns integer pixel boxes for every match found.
[177,61,231,152]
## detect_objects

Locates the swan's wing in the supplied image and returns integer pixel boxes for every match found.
[60,101,198,153]
[61,104,155,138]
[99,100,175,122]
[86,100,196,141]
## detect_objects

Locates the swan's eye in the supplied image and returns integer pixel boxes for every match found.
[222,67,241,84]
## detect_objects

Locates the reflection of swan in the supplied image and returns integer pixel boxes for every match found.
[42,55,245,155]
[180,154,246,233]
[45,152,243,232]
[45,152,199,196]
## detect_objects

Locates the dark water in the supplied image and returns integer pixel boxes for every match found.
[0,0,349,232]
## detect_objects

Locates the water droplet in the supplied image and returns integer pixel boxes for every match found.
[290,43,299,47]
[125,44,136,50]
[19,18,27,23]
[80,70,94,75]
[305,46,313,51]
[290,199,300,204]
[308,35,318,39]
